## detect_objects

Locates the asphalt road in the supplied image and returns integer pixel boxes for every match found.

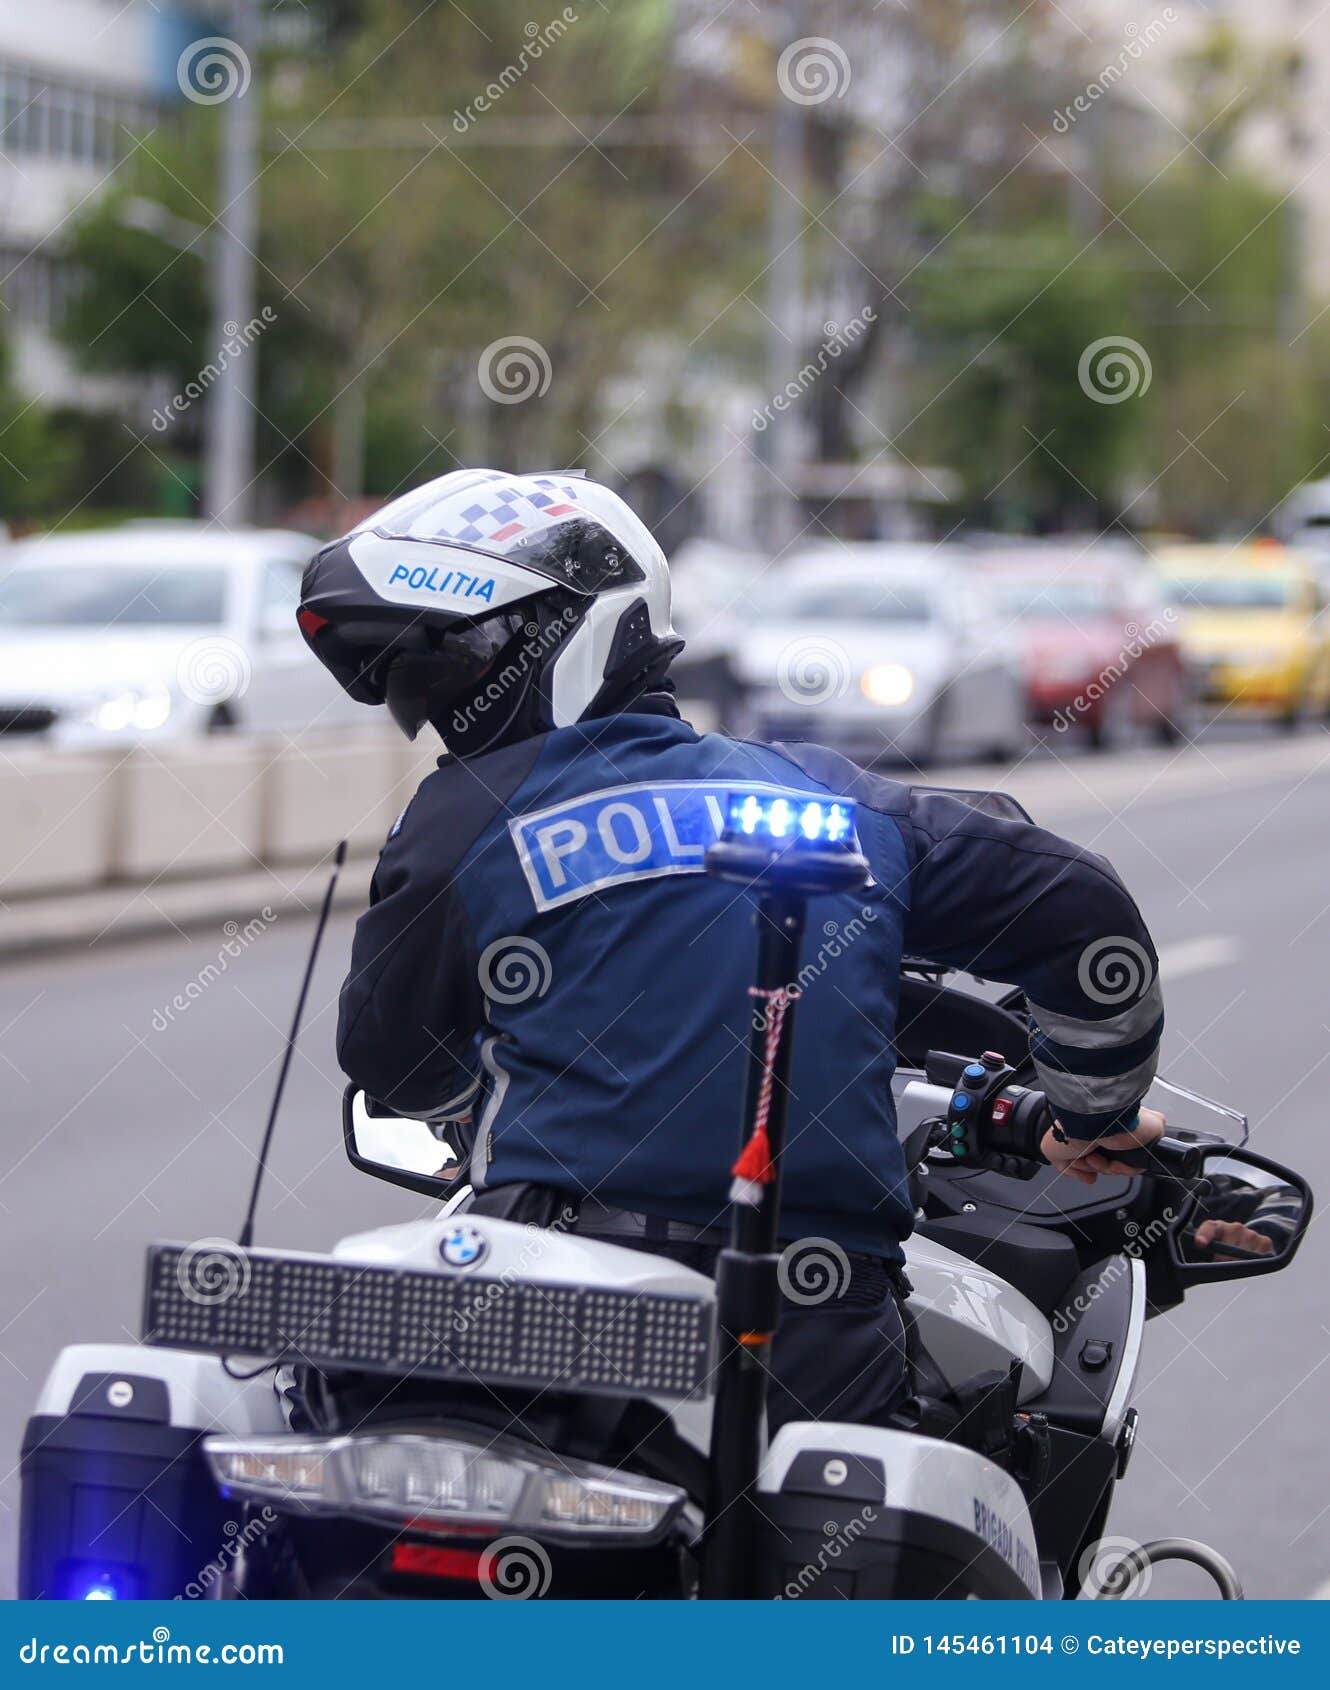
[2,724,1330,1599]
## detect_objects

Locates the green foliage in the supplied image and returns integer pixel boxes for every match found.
[905,228,1143,527]
[29,0,1330,537]
[0,346,78,523]
[54,0,765,512]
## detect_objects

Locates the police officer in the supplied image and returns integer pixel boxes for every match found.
[299,468,1165,1431]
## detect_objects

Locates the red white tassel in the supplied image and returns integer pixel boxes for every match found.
[730,985,792,1204]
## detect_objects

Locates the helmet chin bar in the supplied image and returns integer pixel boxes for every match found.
[427,591,590,757]
[551,593,684,728]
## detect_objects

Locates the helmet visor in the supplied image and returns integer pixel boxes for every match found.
[382,611,525,739]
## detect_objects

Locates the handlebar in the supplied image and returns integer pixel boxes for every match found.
[1100,1136,1204,1180]
[923,1049,1204,1181]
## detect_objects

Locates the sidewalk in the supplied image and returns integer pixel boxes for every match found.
[0,854,375,958]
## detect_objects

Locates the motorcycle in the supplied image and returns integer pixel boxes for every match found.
[18,789,1312,1601]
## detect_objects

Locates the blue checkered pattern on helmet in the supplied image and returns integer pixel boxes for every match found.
[398,478,585,546]
[531,475,588,504]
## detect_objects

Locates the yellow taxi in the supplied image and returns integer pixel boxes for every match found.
[1152,544,1330,726]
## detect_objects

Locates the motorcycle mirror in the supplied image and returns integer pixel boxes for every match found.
[1168,1144,1312,1284]
[341,1085,469,1200]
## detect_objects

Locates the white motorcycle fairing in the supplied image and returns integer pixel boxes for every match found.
[334,1215,1055,1438]
[758,1422,1044,1600]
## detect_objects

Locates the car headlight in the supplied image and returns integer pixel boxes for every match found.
[205,1431,687,1544]
[84,688,173,732]
[859,663,914,707]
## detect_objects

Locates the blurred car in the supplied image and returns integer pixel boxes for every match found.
[972,548,1189,749]
[666,537,768,733]
[733,545,1026,765]
[0,525,351,745]
[1274,478,1330,573]
[1152,544,1330,728]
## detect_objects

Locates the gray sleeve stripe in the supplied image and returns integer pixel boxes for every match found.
[1036,1048,1160,1114]
[1026,981,1163,1050]
[426,1075,482,1122]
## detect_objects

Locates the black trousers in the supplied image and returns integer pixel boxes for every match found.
[468,1185,913,1433]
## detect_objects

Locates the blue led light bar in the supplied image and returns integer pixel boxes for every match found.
[726,792,856,846]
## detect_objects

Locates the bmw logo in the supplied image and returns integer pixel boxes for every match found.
[440,1225,489,1269]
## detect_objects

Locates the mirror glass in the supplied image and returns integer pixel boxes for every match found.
[348,1090,465,1184]
[1177,1154,1307,1265]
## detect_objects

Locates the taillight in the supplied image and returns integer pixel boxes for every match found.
[391,1543,483,1581]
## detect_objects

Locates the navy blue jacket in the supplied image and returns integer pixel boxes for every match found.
[338,710,1163,1260]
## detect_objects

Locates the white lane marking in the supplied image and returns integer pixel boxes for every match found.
[1156,935,1242,981]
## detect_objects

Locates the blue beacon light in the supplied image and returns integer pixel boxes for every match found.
[728,793,854,846]
[710,791,868,897]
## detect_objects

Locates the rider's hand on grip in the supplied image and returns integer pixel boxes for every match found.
[1041,1107,1167,1185]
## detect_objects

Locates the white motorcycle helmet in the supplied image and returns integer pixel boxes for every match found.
[298,468,682,754]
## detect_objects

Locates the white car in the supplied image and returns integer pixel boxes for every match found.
[0,524,359,745]
[734,545,1026,765]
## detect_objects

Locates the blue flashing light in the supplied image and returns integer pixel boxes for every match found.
[61,1563,131,1601]
[726,792,856,847]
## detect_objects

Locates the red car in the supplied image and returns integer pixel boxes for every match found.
[973,551,1189,749]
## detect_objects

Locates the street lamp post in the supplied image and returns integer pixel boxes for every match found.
[203,0,260,525]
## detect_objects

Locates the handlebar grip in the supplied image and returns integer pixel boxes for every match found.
[1098,1135,1204,1180]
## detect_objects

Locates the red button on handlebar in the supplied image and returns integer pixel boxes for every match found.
[991,1096,1013,1125]
[981,1050,1005,1068]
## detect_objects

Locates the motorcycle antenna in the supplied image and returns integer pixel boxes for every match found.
[237,839,348,1251]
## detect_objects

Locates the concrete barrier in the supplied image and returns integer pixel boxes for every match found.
[112,739,269,882]
[261,731,404,862]
[0,748,117,896]
[0,729,447,910]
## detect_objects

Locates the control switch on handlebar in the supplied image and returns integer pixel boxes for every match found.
[928,1048,1050,1178]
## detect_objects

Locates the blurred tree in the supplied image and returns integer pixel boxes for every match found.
[903,228,1142,529]
[0,344,77,524]
[58,0,766,517]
